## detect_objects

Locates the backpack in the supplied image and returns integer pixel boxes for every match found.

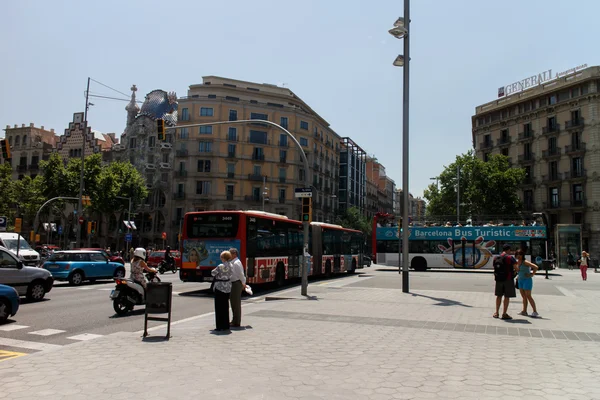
[493,255,509,282]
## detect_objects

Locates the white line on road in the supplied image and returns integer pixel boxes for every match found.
[66,333,104,341]
[77,287,96,290]
[0,324,29,332]
[28,329,67,336]
[556,286,577,297]
[0,337,62,351]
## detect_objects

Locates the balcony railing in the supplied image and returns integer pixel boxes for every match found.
[227,172,235,179]
[16,164,27,172]
[248,174,264,182]
[173,192,185,200]
[279,177,286,183]
[541,148,561,158]
[496,137,511,146]
[565,118,584,130]
[226,194,234,201]
[479,141,493,150]
[278,141,289,147]
[252,154,265,161]
[227,152,236,158]
[244,195,261,203]
[176,149,188,157]
[227,136,238,142]
[517,131,534,141]
[541,174,561,184]
[564,169,587,179]
[175,170,187,177]
[28,163,39,170]
[542,124,560,134]
[543,199,586,209]
[565,143,586,154]
[517,153,535,163]
[279,157,287,164]
[521,177,534,185]
[278,198,286,204]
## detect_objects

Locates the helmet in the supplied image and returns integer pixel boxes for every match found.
[133,248,146,259]
[166,246,171,251]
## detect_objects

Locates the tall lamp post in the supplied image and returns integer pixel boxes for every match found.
[75,77,91,248]
[389,2,410,293]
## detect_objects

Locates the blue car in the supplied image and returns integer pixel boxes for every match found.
[43,251,126,286]
[0,284,20,323]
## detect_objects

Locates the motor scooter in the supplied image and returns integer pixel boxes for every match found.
[158,259,177,274]
[110,271,160,316]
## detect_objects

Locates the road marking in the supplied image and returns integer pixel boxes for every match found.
[98,288,113,291]
[77,287,96,290]
[556,286,577,297]
[0,324,29,332]
[0,350,27,362]
[66,333,104,341]
[0,337,62,351]
[28,329,66,336]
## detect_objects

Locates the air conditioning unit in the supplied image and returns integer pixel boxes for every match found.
[160,162,171,169]
[160,142,172,149]
[145,164,156,170]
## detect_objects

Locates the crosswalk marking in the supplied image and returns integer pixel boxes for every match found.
[77,287,96,290]
[0,350,27,362]
[28,329,66,336]
[0,324,29,332]
[67,333,103,341]
[0,337,62,351]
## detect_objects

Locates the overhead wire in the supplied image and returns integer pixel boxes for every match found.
[90,78,131,99]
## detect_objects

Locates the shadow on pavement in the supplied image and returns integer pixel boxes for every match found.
[19,298,51,305]
[411,292,473,307]
[376,268,563,277]
[142,336,170,342]
[503,319,532,324]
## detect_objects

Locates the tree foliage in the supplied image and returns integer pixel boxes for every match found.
[423,151,525,220]
[335,207,372,237]
[0,163,14,217]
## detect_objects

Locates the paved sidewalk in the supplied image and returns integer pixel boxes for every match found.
[2,270,600,399]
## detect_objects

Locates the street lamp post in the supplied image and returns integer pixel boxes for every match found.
[456,165,460,225]
[174,119,311,295]
[389,1,410,293]
[116,196,132,257]
[75,77,91,248]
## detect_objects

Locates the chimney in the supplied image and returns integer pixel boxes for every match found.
[50,129,54,133]
[13,124,17,128]
[41,126,44,130]
[21,124,25,128]
[30,123,34,127]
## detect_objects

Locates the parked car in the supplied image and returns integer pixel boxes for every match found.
[76,248,125,265]
[0,232,41,266]
[0,284,20,323]
[43,251,126,286]
[147,250,182,269]
[0,245,53,301]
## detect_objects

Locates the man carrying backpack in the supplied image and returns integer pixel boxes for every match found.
[493,244,518,320]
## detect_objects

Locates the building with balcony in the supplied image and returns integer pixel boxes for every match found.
[1,123,58,180]
[338,138,366,217]
[172,76,341,224]
[472,65,600,253]
[366,157,395,215]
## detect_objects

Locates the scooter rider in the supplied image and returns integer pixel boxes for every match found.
[130,248,156,289]
[164,246,175,270]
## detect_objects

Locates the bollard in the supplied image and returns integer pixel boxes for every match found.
[143,282,172,340]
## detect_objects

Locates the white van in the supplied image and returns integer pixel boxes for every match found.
[0,233,41,266]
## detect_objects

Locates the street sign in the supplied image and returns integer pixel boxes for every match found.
[161,232,167,240]
[295,187,313,198]
[0,216,6,232]
[125,233,132,242]
[58,226,63,235]
[78,216,84,225]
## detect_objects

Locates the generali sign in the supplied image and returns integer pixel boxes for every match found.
[498,63,588,98]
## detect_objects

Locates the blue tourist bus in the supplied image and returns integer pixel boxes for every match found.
[374,224,547,271]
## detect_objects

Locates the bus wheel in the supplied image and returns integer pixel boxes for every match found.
[275,263,285,287]
[325,260,332,278]
[412,256,427,272]
[347,259,357,274]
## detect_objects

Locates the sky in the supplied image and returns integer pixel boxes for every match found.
[1,0,599,197]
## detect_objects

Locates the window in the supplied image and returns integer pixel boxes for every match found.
[176,207,183,221]
[196,181,211,195]
[179,128,189,139]
[197,160,211,172]
[550,187,559,208]
[246,218,302,258]
[501,129,508,143]
[15,136,20,146]
[571,109,581,123]
[227,144,236,156]
[549,94,557,105]
[253,165,261,176]
[253,147,264,160]
[279,189,286,203]
[177,183,184,195]
[229,110,237,121]
[200,107,213,116]
[227,163,235,178]
[148,136,156,148]
[199,126,212,134]
[501,148,508,156]
[299,168,305,181]
[548,136,557,152]
[227,127,237,141]
[226,184,234,200]
[129,137,136,148]
[549,161,558,179]
[573,184,584,205]
[524,190,533,210]
[484,134,491,146]
[199,141,212,153]
[571,131,581,148]
[548,116,557,129]
[166,133,173,143]
[524,142,532,158]
[178,161,185,171]
[279,168,286,179]
[279,133,287,146]
[523,123,532,136]
[524,166,532,182]
[162,153,169,163]
[249,130,267,144]
[572,157,582,176]
[280,149,287,162]
[181,108,189,121]
[252,187,261,201]
[22,135,27,146]
[300,137,308,146]
[251,112,268,121]
[280,117,288,129]
[300,121,309,130]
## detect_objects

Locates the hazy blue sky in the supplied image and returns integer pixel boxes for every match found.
[2,0,598,196]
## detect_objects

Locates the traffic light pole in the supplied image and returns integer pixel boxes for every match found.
[173,119,311,295]
[76,77,91,248]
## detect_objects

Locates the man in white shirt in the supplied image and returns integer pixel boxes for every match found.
[229,248,246,327]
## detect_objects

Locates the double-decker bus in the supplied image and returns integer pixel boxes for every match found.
[179,210,365,285]
[373,215,547,271]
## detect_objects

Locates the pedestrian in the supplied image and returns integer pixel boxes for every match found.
[579,251,590,281]
[493,244,518,320]
[515,249,540,318]
[129,247,134,263]
[567,251,576,270]
[211,251,233,332]
[229,248,246,328]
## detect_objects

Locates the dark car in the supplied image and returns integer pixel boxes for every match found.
[76,248,125,265]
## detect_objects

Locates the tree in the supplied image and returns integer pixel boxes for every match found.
[14,176,46,231]
[335,207,371,237]
[423,151,525,221]
[0,163,15,217]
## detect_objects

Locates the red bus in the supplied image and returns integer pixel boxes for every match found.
[179,210,365,286]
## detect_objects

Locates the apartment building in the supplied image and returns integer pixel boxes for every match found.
[338,138,366,216]
[172,76,341,224]
[366,157,395,216]
[472,65,600,253]
[1,123,58,180]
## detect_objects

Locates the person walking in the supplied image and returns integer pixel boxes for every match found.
[493,244,518,320]
[579,251,590,281]
[229,248,246,328]
[211,251,233,332]
[567,251,576,270]
[515,249,540,318]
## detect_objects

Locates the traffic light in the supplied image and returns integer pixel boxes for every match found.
[87,221,92,234]
[91,221,97,234]
[156,119,165,141]
[0,139,11,161]
[14,218,22,233]
[301,197,312,223]
[82,195,91,206]
[30,230,35,242]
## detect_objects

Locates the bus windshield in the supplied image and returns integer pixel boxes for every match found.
[186,213,240,238]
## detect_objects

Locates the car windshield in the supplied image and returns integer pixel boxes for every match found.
[3,238,33,251]
[150,252,164,258]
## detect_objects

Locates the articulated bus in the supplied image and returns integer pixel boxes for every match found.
[179,210,365,285]
[373,214,547,271]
